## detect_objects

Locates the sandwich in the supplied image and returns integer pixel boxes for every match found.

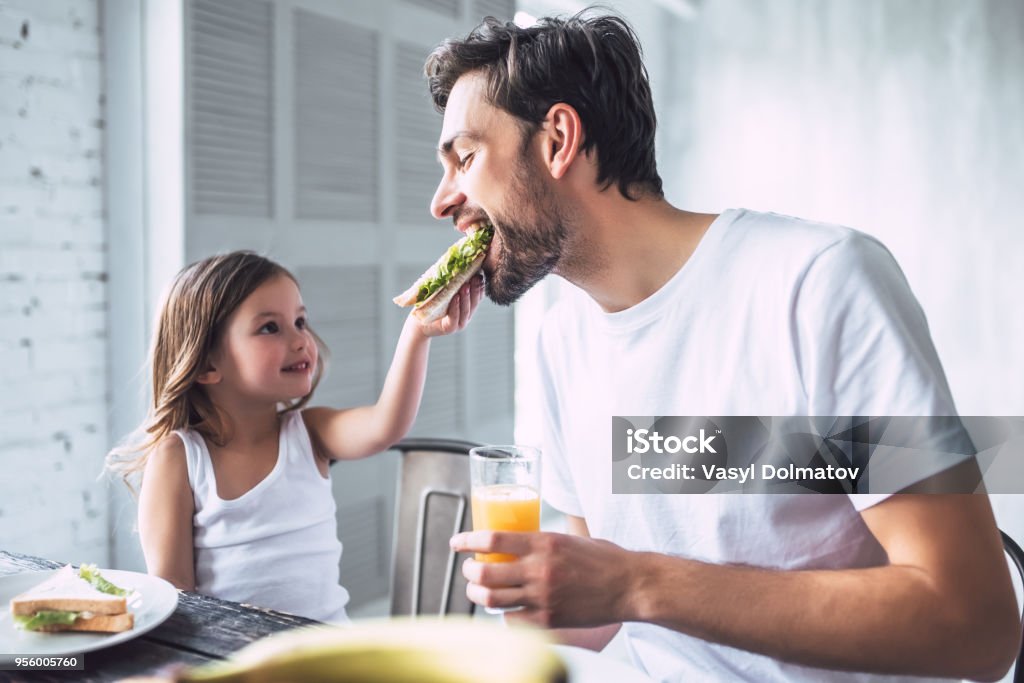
[9,564,134,633]
[393,222,493,323]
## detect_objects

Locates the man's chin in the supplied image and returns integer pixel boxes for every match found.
[483,270,516,306]
[485,266,545,306]
[480,235,558,305]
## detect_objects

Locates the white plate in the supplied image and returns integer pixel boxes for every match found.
[0,568,178,660]
[554,644,654,683]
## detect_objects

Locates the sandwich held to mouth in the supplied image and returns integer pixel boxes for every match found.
[393,222,493,324]
[9,564,134,633]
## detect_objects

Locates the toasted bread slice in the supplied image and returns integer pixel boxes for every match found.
[34,612,134,633]
[394,272,431,308]
[10,565,126,617]
[393,230,481,308]
[394,225,492,315]
[409,253,485,324]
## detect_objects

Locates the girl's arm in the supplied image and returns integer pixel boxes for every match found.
[138,437,196,591]
[304,276,482,460]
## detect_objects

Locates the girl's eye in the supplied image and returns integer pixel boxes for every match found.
[457,152,474,170]
[258,322,279,334]
[295,317,307,330]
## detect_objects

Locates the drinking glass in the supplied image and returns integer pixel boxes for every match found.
[469,445,542,613]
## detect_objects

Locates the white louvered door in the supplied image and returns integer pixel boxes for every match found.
[184,0,516,608]
[190,0,274,218]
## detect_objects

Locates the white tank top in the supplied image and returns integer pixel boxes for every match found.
[176,410,350,623]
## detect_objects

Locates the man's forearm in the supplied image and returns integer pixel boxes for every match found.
[626,552,1012,680]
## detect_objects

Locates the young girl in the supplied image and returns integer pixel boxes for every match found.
[107,251,482,623]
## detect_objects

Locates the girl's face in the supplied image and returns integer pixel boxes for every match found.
[204,274,318,405]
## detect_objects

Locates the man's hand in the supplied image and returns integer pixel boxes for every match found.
[450,530,637,628]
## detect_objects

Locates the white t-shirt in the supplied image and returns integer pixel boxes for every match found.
[177,409,350,624]
[536,209,958,682]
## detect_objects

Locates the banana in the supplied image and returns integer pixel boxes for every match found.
[177,617,568,683]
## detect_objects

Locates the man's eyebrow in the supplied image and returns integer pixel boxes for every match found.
[437,131,480,160]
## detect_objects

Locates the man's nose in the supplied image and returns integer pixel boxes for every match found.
[430,173,465,220]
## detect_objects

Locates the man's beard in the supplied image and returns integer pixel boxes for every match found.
[484,158,568,306]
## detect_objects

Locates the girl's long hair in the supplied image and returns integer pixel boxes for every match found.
[106,251,328,494]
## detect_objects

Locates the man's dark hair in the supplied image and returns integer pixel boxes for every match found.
[425,11,663,201]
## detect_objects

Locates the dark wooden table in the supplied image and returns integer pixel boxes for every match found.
[0,550,320,683]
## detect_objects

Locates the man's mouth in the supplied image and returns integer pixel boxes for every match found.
[282,361,311,373]
[457,214,492,234]
[458,217,497,271]
[483,227,499,268]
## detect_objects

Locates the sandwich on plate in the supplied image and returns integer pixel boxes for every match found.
[393,222,493,323]
[9,564,134,633]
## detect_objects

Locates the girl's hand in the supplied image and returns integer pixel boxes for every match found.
[417,274,484,338]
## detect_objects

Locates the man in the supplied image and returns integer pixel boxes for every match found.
[429,12,1019,682]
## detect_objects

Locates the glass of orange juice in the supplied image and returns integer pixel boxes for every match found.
[469,445,541,613]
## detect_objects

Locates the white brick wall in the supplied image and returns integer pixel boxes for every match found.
[0,0,108,564]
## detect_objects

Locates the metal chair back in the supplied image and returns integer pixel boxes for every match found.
[1002,530,1024,683]
[389,438,481,617]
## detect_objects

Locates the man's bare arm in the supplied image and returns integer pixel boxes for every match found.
[456,495,1019,680]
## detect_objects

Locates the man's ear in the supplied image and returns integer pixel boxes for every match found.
[540,102,583,180]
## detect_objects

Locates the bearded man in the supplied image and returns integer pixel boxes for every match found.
[428,12,1018,683]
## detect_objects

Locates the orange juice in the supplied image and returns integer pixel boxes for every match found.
[471,484,541,562]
